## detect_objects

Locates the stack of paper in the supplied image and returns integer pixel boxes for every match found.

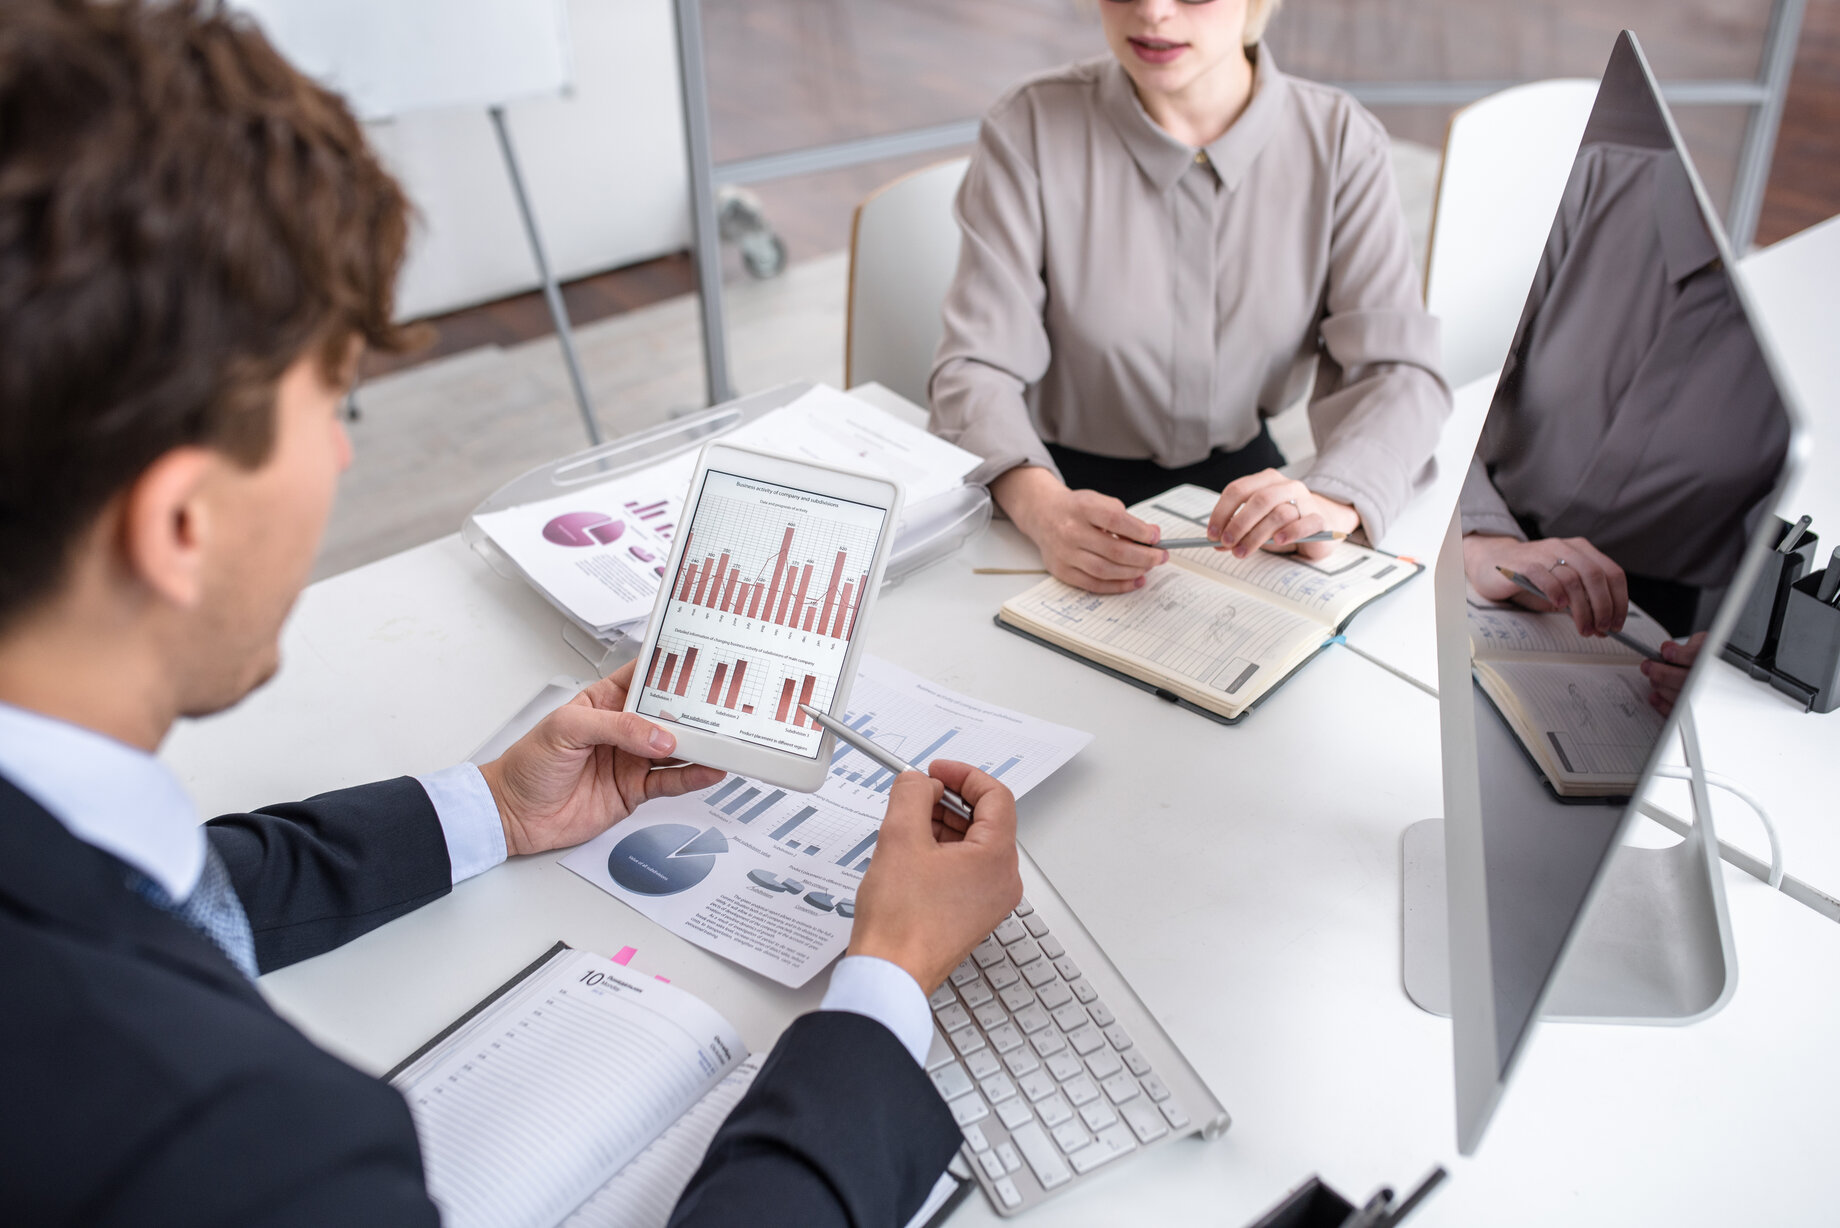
[472,385,981,638]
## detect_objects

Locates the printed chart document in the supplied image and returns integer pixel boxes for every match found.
[1468,598,1671,797]
[996,484,1420,722]
[393,945,967,1228]
[473,386,980,635]
[562,656,1092,987]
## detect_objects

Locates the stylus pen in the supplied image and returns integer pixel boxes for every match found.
[1494,566,1666,663]
[797,704,975,823]
[1777,513,1813,554]
[1158,531,1346,550]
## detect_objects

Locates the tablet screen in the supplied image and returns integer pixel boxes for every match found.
[634,469,890,758]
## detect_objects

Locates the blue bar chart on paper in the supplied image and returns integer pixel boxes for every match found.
[562,654,1093,988]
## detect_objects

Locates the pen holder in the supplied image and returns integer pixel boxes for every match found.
[1771,571,1840,713]
[1723,516,1817,671]
[1245,1176,1355,1228]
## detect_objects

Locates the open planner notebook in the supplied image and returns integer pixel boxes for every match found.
[996,484,1420,722]
[1468,599,1672,798]
[388,944,963,1228]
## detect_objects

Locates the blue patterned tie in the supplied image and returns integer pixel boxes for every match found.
[127,843,259,980]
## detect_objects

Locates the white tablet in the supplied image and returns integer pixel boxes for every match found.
[623,442,903,791]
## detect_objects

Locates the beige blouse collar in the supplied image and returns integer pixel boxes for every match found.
[1096,44,1288,194]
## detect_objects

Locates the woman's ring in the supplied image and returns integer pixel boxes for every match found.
[1554,557,1569,569]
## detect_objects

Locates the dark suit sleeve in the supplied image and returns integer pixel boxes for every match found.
[668,1011,962,1228]
[207,778,454,973]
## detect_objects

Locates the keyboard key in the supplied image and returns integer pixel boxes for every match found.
[1123,1049,1152,1077]
[1020,1069,1058,1101]
[959,979,995,1009]
[1012,897,1033,916]
[1093,1123,1139,1162]
[1062,1075,1100,1106]
[999,983,1035,1012]
[1087,1001,1115,1027]
[1050,1002,1088,1032]
[1037,1093,1074,1127]
[973,938,1007,968]
[994,1176,1022,1209]
[950,960,980,987]
[1030,1029,1068,1057]
[980,1074,1017,1104]
[1068,1138,1125,1175]
[1013,1003,1052,1034]
[1121,1100,1169,1143]
[1039,935,1065,960]
[1050,1119,1091,1154]
[1036,982,1074,1010]
[935,1003,971,1033]
[985,963,1022,991]
[978,1149,1006,1181]
[1007,938,1045,966]
[1084,1048,1124,1080]
[925,1029,956,1072]
[973,1001,1007,1031]
[950,1027,986,1057]
[1067,1025,1105,1056]
[1022,960,1059,988]
[1053,956,1082,981]
[1003,1047,1041,1077]
[1069,978,1098,1004]
[1141,1074,1171,1102]
[1104,1024,1134,1051]
[1079,1101,1119,1133]
[997,1098,1035,1130]
[931,1063,974,1101]
[1023,914,1050,938]
[987,1023,1026,1054]
[1009,1122,1072,1189]
[962,1123,990,1152]
[1160,1101,1191,1131]
[1101,1072,1141,1104]
[994,916,1028,945]
[996,1142,1023,1174]
[1046,1052,1084,1081]
[950,1096,990,1127]
[928,984,957,1010]
[966,1049,1003,1080]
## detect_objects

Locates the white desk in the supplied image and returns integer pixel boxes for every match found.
[1344,216,1840,919]
[162,505,1840,1225]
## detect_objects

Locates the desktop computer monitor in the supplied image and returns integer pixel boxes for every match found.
[1405,31,1806,1155]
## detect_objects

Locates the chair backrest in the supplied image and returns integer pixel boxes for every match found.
[845,157,971,408]
[1425,80,1598,390]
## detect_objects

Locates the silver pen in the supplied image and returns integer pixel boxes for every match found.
[1158,531,1344,549]
[797,704,975,822]
[1494,566,1665,663]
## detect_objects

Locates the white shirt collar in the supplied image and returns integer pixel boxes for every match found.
[0,701,204,899]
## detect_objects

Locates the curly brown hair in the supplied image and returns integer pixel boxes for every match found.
[0,0,417,628]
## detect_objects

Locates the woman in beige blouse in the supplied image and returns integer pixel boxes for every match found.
[930,0,1450,594]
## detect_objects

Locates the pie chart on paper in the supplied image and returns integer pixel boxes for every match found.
[543,511,625,547]
[607,823,728,895]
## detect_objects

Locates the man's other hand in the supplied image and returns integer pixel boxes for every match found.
[847,761,1023,994]
[479,660,726,857]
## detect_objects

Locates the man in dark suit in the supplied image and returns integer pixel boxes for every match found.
[0,2,1018,1224]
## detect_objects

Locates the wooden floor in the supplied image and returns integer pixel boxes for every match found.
[365,0,1839,382]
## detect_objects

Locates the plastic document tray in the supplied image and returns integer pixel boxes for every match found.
[463,380,991,669]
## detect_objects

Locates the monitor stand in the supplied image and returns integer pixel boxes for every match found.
[1401,710,1737,1024]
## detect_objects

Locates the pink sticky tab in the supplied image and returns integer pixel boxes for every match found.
[611,947,637,966]
[653,976,671,984]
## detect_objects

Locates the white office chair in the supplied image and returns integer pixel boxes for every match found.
[1424,80,1598,390]
[845,157,971,409]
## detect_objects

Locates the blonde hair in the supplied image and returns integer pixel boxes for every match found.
[1244,0,1283,46]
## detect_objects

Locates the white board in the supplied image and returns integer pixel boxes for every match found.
[234,0,572,120]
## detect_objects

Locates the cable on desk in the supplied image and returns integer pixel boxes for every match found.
[1649,765,1784,889]
[1330,636,1439,699]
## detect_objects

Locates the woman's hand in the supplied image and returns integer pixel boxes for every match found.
[1463,534,1629,637]
[1641,632,1705,716]
[1207,470,1360,561]
[992,465,1167,594]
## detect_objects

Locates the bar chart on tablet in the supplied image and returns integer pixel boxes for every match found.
[633,469,889,757]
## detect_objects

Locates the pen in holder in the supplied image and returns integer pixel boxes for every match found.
[1245,1168,1447,1228]
[1723,515,1817,675]
[1772,568,1840,713]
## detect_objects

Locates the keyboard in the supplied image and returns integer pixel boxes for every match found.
[923,848,1228,1216]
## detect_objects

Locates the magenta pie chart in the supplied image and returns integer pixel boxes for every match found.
[543,511,625,547]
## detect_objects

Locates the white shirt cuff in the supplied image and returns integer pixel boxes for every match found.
[415,763,507,885]
[819,955,934,1067]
